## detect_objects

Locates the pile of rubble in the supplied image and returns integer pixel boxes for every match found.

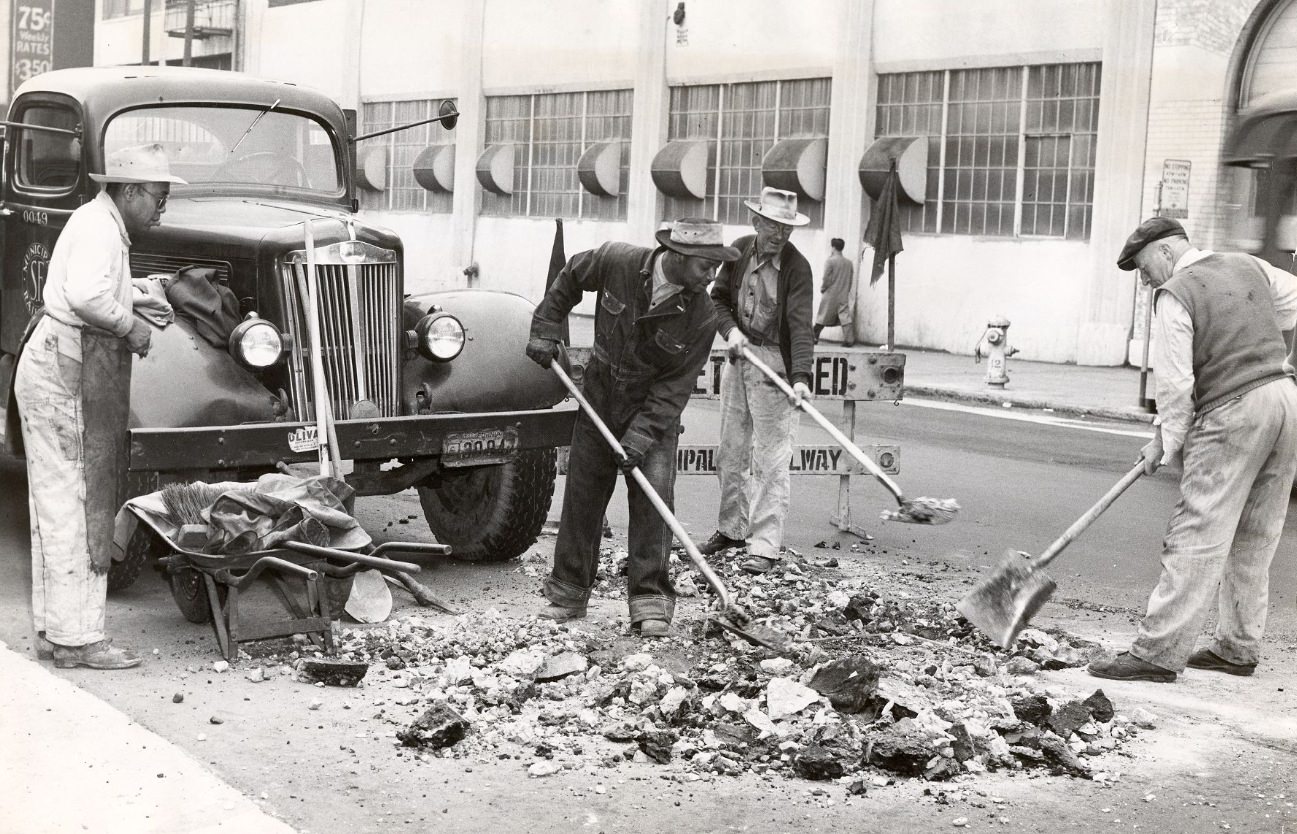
[310,544,1151,784]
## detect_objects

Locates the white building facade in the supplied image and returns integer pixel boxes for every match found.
[87,0,1297,366]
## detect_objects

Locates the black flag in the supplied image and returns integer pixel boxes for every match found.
[863,162,903,285]
[546,218,569,344]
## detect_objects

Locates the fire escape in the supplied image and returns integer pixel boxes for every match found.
[164,0,237,69]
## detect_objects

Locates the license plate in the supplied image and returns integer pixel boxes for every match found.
[441,427,519,467]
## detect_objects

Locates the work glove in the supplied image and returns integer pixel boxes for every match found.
[725,329,749,362]
[525,336,560,369]
[789,381,812,407]
[619,446,644,475]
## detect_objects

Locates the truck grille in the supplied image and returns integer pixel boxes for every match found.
[280,247,401,421]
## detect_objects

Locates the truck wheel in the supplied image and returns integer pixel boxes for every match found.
[418,448,557,563]
[108,525,165,592]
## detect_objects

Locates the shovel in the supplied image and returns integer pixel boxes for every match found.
[957,461,1145,648]
[739,347,959,525]
[550,362,793,653]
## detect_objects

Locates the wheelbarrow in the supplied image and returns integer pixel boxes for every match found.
[129,507,449,660]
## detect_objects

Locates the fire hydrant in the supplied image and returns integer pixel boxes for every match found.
[974,315,1018,388]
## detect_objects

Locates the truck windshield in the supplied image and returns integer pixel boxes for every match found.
[103,104,341,193]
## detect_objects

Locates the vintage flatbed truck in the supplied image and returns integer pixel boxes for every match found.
[0,66,575,591]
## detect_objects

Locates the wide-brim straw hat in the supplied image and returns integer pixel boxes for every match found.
[744,186,809,226]
[90,143,187,185]
[655,218,741,261]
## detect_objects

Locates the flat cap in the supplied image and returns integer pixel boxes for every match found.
[1116,217,1186,271]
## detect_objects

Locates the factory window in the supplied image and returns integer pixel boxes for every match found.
[665,77,830,227]
[480,89,631,220]
[358,98,457,214]
[102,0,146,18]
[876,62,1100,240]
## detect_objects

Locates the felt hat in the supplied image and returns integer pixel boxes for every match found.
[1116,217,1186,271]
[654,217,741,262]
[744,186,809,227]
[90,143,187,185]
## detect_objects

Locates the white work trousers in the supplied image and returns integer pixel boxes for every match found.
[715,345,798,560]
[1131,378,1297,671]
[14,318,106,646]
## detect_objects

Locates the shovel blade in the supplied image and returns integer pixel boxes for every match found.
[712,605,795,655]
[956,550,1057,648]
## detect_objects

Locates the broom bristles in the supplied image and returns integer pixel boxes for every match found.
[881,496,960,525]
[160,482,228,526]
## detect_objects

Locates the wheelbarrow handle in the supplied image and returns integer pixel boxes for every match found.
[739,346,907,504]
[551,363,732,609]
[371,542,453,558]
[283,541,421,574]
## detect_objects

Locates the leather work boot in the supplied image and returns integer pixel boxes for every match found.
[698,531,745,556]
[1186,648,1256,677]
[537,604,587,623]
[35,632,54,661]
[52,639,142,670]
[638,619,671,639]
[740,555,780,575]
[1087,651,1176,683]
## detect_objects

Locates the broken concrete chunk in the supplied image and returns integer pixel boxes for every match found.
[1011,694,1052,727]
[808,655,881,714]
[1082,689,1114,723]
[637,728,678,764]
[1047,700,1093,739]
[1130,707,1157,729]
[1005,656,1041,676]
[397,703,469,750]
[765,677,819,720]
[497,648,546,679]
[867,723,937,777]
[1037,732,1090,778]
[536,652,589,682]
[792,744,845,780]
[300,658,369,687]
[759,657,796,676]
[528,760,561,777]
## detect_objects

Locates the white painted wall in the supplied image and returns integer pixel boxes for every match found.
[481,0,639,90]
[664,0,839,81]
[359,0,461,97]
[247,0,358,104]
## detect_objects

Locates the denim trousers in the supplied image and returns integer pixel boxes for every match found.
[1131,378,1297,671]
[14,317,131,647]
[715,345,798,560]
[544,410,679,625]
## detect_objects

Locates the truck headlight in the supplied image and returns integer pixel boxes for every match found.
[415,312,465,361]
[229,314,286,368]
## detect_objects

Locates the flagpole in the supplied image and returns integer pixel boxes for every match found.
[887,253,895,351]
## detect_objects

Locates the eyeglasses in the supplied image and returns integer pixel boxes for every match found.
[137,186,168,211]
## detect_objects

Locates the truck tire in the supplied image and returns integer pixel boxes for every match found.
[108,525,166,592]
[418,448,557,563]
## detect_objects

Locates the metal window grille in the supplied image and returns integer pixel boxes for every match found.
[481,90,631,220]
[666,77,830,228]
[358,98,456,214]
[875,62,1100,239]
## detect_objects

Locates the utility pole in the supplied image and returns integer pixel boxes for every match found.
[142,0,152,65]
[183,0,196,67]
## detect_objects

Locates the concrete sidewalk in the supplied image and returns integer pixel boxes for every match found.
[0,641,296,834]
[566,314,1156,424]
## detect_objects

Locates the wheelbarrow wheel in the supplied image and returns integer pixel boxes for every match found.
[169,568,227,624]
[108,524,167,592]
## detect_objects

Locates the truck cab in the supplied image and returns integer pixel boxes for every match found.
[0,67,575,589]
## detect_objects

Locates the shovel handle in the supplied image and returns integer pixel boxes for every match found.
[550,363,733,609]
[1032,462,1145,569]
[739,346,906,505]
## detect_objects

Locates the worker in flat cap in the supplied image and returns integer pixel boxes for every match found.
[15,143,184,670]
[1088,216,1297,683]
[526,218,740,638]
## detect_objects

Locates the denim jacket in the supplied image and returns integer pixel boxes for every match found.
[531,242,718,457]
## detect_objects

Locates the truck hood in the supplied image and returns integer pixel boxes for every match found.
[132,197,400,253]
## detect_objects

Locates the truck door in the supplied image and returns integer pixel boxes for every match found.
[1,96,84,357]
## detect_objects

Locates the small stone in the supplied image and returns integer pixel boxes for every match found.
[172,693,184,704]
[528,761,561,777]
[1083,689,1115,723]
[537,652,589,682]
[1005,656,1040,676]
[209,716,224,725]
[308,698,323,711]
[212,660,230,673]
[759,658,796,676]
[398,703,470,750]
[952,817,969,827]
[1130,707,1158,729]
[196,733,207,742]
[247,666,266,683]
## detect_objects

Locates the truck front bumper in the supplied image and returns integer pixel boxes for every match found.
[128,406,577,473]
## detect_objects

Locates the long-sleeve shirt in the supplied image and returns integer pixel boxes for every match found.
[1153,247,1297,460]
[42,191,135,337]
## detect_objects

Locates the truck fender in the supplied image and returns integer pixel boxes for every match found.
[402,289,566,414]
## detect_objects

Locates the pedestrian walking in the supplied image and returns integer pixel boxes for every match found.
[814,237,854,346]
[1088,217,1297,683]
[698,187,815,574]
[525,218,739,638]
[17,143,184,670]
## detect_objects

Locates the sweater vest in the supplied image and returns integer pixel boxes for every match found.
[1158,253,1288,414]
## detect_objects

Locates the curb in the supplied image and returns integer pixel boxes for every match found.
[906,385,1156,426]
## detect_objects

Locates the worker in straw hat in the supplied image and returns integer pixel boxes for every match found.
[699,187,816,574]
[525,218,740,638]
[14,143,185,670]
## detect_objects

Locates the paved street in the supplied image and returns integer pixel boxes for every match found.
[2,384,1296,833]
